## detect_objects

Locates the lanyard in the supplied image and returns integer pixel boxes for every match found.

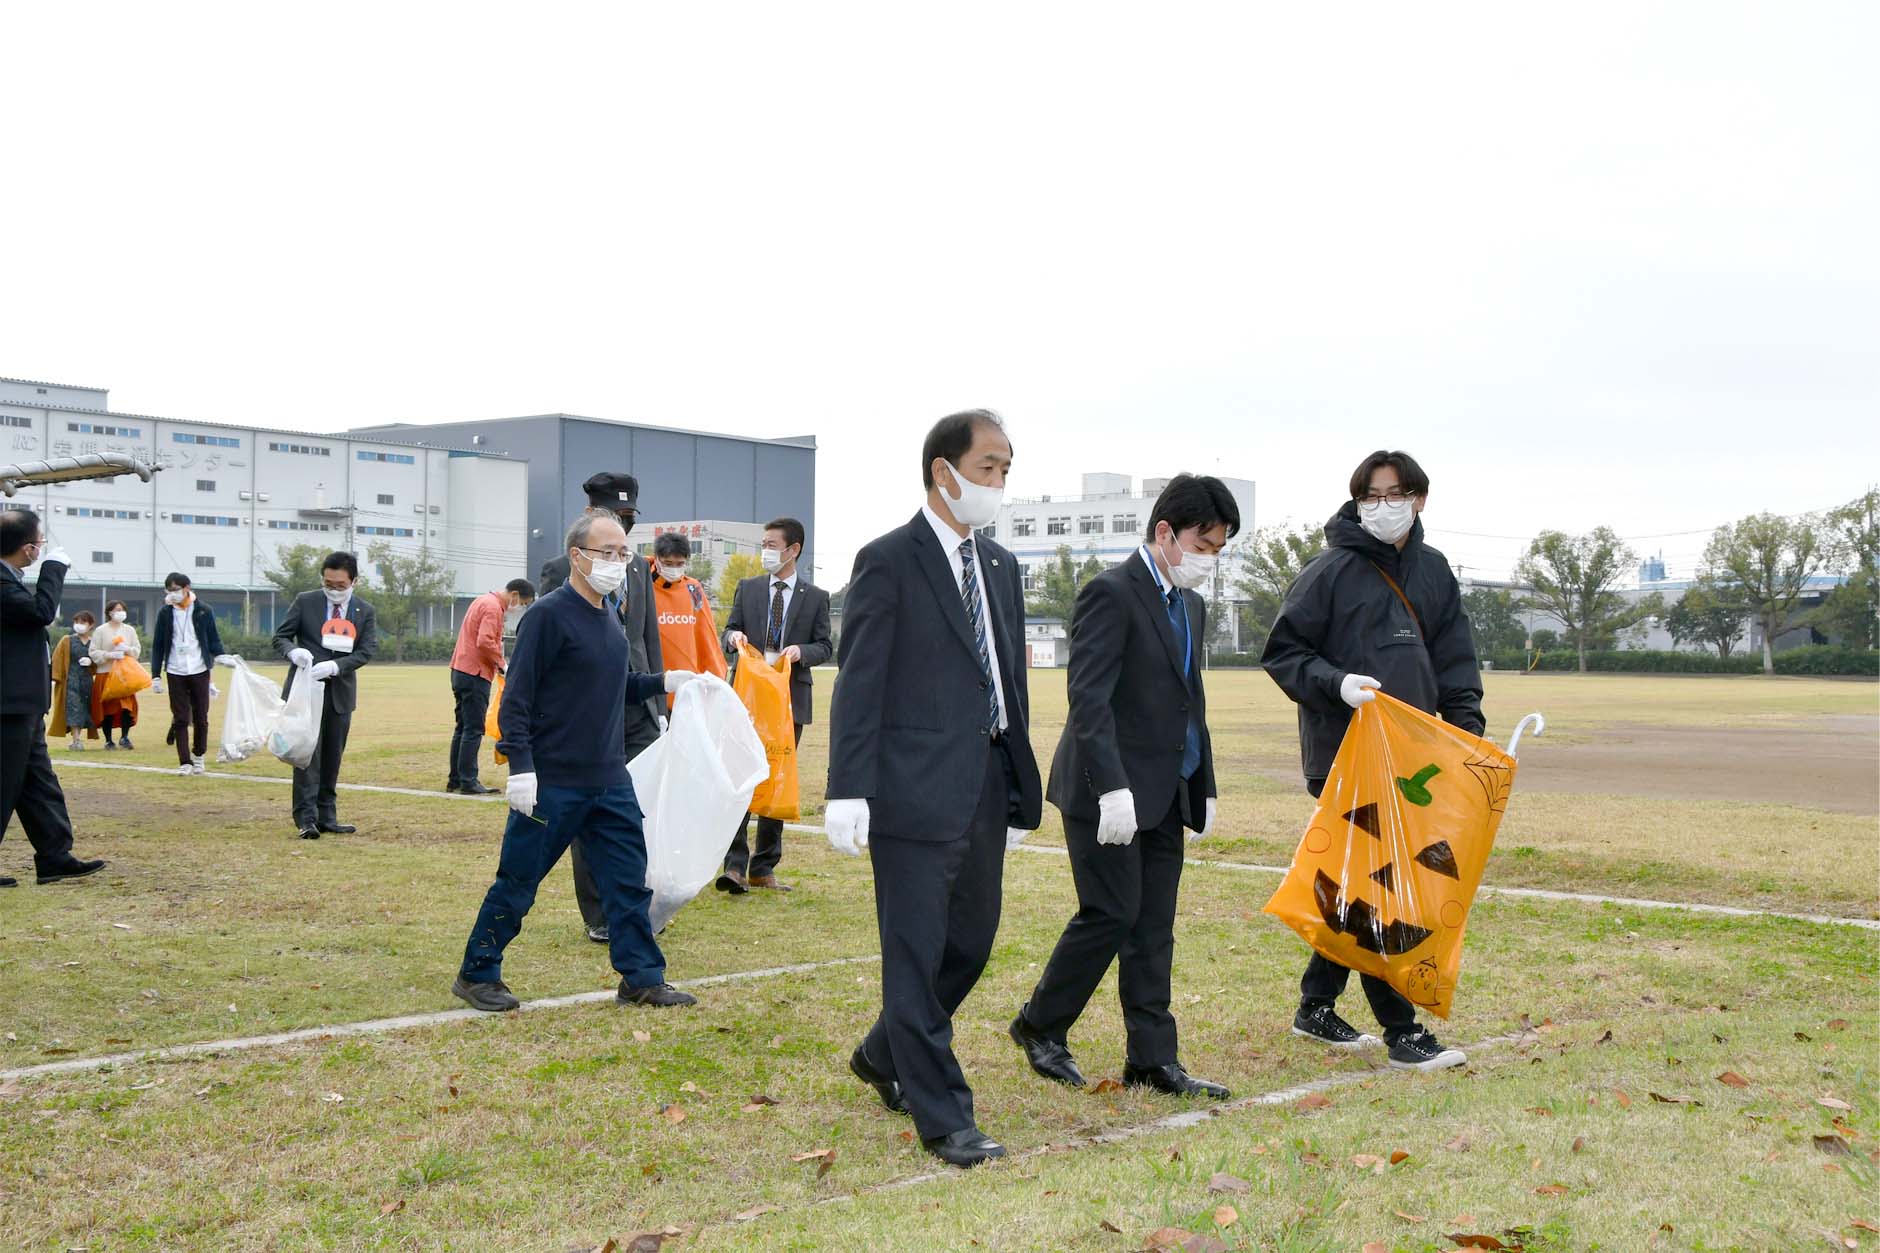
[1139,546,1191,676]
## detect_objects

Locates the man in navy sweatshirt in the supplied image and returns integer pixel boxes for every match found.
[453,510,701,1012]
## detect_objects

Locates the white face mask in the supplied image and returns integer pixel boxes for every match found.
[109,610,127,623]
[580,551,628,596]
[74,622,92,635]
[1358,497,1417,545]
[939,459,1004,528]
[323,586,350,606]
[164,590,185,606]
[759,547,787,573]
[1159,534,1218,590]
[658,563,688,583]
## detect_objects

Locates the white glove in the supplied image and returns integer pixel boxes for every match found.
[287,648,314,669]
[209,683,220,699]
[725,630,748,651]
[310,660,339,681]
[1096,788,1137,846]
[1340,673,1381,709]
[825,798,870,856]
[656,715,669,734]
[109,649,127,660]
[507,771,538,818]
[1193,797,1217,842]
[662,669,698,694]
[151,679,165,695]
[43,546,71,568]
[1006,827,1030,849]
[78,656,93,668]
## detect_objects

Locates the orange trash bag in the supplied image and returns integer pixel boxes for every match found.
[1263,691,1537,1019]
[732,643,798,821]
[486,673,506,766]
[99,656,154,704]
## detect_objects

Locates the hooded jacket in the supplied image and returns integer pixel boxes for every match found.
[1261,501,1485,780]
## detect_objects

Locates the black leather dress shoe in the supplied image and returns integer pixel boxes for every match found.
[36,858,107,884]
[317,822,357,834]
[922,1127,1006,1168]
[1,875,19,887]
[1122,1062,1231,1100]
[458,781,497,796]
[849,1046,909,1115]
[1009,1010,1087,1088]
[298,827,321,840]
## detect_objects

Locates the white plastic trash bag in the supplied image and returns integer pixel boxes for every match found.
[268,666,326,769]
[629,673,770,932]
[215,655,287,764]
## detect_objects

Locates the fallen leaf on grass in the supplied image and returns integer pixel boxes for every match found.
[1206,1172,1250,1194]
[1817,1097,1854,1112]
[322,1092,345,1104]
[631,1030,652,1043]
[1442,1134,1473,1152]
[1796,1031,1813,1042]
[1446,1236,1511,1250]
[1296,1092,1333,1112]
[1363,1243,1388,1253]
[1649,1092,1700,1106]
[1827,1019,1849,1031]
[1716,1071,1750,1089]
[1142,1228,1227,1253]
[1572,1136,1585,1153]
[897,1130,913,1142]
[1534,1184,1570,1196]
[790,1148,837,1178]
[732,1205,778,1222]
[741,1094,781,1113]
[1211,1205,1238,1227]
[1100,1220,1122,1233]
[1852,1219,1880,1233]
[1525,1106,1552,1117]
[1390,1150,1410,1164]
[1815,1135,1854,1158]
[1614,1089,1633,1109]
[1595,1029,1613,1045]
[39,1047,76,1056]
[1092,1078,1126,1095]
[622,1232,683,1253]
[378,1200,404,1217]
[1394,1209,1428,1223]
[658,1104,686,1124]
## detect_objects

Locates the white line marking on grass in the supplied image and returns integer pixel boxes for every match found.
[0,954,881,1084]
[61,759,500,803]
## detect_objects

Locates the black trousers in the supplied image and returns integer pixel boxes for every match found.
[448,669,492,788]
[1298,776,1416,1036]
[290,692,353,829]
[571,705,661,929]
[1025,794,1186,1067]
[166,670,212,765]
[725,721,804,879]
[858,738,1014,1141]
[0,715,77,870]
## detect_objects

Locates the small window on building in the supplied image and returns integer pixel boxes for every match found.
[377,494,394,506]
[196,479,216,492]
[1046,516,1070,536]
[0,415,31,428]
[1012,518,1035,537]
[1078,516,1103,535]
[195,556,215,568]
[1112,514,1137,533]
[92,551,113,564]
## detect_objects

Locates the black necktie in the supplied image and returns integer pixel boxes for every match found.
[767,581,786,651]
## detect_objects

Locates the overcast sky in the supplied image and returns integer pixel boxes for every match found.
[5,2,1875,584]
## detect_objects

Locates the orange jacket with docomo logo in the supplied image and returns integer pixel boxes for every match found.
[653,574,727,707]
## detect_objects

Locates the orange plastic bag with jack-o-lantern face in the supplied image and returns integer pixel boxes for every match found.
[1263,691,1521,1019]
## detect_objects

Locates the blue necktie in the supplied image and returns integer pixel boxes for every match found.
[1166,587,1200,779]
[959,538,1000,732]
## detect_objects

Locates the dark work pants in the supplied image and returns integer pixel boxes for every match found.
[858,739,1014,1141]
[460,782,665,988]
[290,690,353,829]
[1025,794,1187,1067]
[571,706,660,929]
[448,669,492,788]
[0,716,78,870]
[725,721,804,879]
[1297,776,1416,1038]
[167,670,212,765]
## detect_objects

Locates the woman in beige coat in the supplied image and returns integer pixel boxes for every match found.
[89,600,143,749]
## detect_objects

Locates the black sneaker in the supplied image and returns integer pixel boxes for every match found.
[1292,1003,1380,1049]
[1387,1028,1467,1071]
[617,981,697,1008]
[587,924,610,944]
[452,976,520,1013]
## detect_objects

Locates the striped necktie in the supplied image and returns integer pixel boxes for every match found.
[958,537,999,731]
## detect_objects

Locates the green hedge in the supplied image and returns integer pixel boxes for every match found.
[1484,645,1877,676]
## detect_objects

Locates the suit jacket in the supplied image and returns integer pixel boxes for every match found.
[1046,555,1217,830]
[540,552,665,734]
[150,600,227,679]
[0,558,64,717]
[724,571,834,725]
[272,590,380,716]
[827,512,1044,841]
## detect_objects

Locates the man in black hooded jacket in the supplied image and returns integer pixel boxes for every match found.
[1261,449,1484,1071]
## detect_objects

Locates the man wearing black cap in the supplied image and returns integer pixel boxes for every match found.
[536,472,665,944]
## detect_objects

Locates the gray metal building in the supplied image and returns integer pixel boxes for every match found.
[350,414,819,581]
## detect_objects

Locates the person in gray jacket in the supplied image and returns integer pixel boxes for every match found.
[1261,449,1484,1072]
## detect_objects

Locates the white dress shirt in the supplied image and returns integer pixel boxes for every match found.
[921,505,1009,732]
[167,601,207,676]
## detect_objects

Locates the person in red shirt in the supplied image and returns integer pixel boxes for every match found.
[448,578,535,794]
[650,534,727,708]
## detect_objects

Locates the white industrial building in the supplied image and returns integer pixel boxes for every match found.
[0,376,528,632]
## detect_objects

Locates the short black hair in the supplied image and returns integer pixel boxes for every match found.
[72,609,96,625]
[654,532,691,560]
[164,571,191,590]
[1146,474,1242,543]
[765,517,805,553]
[322,551,360,580]
[920,408,1010,490]
[1348,450,1430,499]
[0,509,40,556]
[505,578,536,601]
[105,599,129,616]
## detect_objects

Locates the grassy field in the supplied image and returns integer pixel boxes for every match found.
[1,666,1875,1250]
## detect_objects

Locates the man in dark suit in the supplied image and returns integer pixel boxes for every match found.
[716,515,834,892]
[537,473,665,944]
[1011,475,1240,1101]
[272,550,379,841]
[0,510,106,887]
[826,409,1043,1169]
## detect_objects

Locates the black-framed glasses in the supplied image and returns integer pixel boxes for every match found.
[1357,490,1418,507]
